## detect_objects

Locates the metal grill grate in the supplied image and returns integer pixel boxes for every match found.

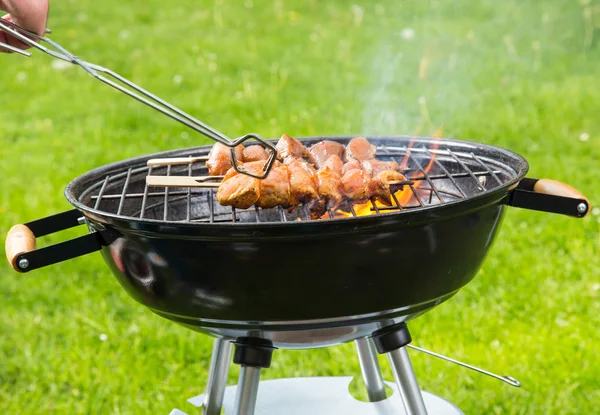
[76,139,519,224]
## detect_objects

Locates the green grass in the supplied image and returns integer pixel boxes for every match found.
[1,0,599,413]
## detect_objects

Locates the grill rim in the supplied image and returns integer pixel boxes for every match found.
[64,135,529,231]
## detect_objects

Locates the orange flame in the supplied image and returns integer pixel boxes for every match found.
[331,127,443,218]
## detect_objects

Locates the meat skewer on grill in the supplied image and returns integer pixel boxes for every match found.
[147,135,409,213]
[214,147,407,213]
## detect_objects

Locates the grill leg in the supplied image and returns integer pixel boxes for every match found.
[232,366,262,415]
[372,323,428,415]
[203,338,232,415]
[387,347,428,415]
[230,338,275,415]
[355,337,387,402]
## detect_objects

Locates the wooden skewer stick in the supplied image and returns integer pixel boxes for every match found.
[147,156,209,167]
[146,176,222,188]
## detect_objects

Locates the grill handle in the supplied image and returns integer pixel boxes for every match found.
[504,178,591,218]
[5,225,36,271]
[5,210,109,273]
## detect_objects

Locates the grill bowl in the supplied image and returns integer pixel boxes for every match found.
[58,136,528,348]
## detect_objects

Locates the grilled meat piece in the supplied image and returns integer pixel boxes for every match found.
[370,170,407,205]
[206,142,245,176]
[320,154,344,175]
[341,168,372,203]
[309,166,344,218]
[341,158,362,175]
[243,145,270,162]
[217,161,291,210]
[216,168,260,209]
[307,140,345,169]
[276,134,307,163]
[361,159,404,176]
[344,136,376,162]
[287,159,319,205]
[255,161,291,209]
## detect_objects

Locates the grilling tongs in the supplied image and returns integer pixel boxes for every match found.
[0,19,277,179]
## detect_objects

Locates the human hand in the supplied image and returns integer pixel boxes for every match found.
[0,0,49,52]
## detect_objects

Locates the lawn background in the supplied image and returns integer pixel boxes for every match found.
[1,0,599,413]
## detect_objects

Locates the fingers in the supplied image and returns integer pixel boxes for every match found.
[1,0,48,35]
[0,0,49,53]
[0,14,31,52]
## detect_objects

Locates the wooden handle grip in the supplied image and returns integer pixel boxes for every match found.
[534,179,591,216]
[534,179,588,200]
[5,225,36,271]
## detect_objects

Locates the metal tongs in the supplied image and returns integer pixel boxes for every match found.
[0,19,277,179]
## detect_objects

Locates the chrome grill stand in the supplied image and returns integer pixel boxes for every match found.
[355,337,387,402]
[202,338,232,415]
[176,326,520,414]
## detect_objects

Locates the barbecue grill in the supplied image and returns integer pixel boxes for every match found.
[2,21,592,415]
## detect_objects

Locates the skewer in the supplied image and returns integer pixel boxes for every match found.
[146,176,223,188]
[146,175,410,188]
[147,156,209,166]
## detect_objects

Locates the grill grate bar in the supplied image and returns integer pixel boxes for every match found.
[425,149,467,198]
[186,163,192,222]
[208,190,215,223]
[447,150,485,192]
[408,183,425,206]
[301,204,310,220]
[470,153,503,185]
[163,165,171,221]
[93,176,110,210]
[231,207,237,223]
[391,191,404,210]
[255,206,261,223]
[327,208,335,219]
[403,147,444,204]
[370,199,380,214]
[117,168,133,216]
[278,206,288,222]
[140,166,153,218]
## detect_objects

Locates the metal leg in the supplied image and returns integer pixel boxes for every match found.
[203,338,233,415]
[232,366,262,415]
[387,347,428,415]
[355,337,387,402]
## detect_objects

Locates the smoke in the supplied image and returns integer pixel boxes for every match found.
[360,22,482,138]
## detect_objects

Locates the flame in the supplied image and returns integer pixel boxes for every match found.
[329,127,443,218]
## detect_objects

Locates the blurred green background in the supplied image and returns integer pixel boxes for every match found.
[1,0,599,413]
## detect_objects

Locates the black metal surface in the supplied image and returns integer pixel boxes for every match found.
[233,338,276,368]
[17,233,104,272]
[94,199,507,325]
[372,323,412,354]
[25,209,83,237]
